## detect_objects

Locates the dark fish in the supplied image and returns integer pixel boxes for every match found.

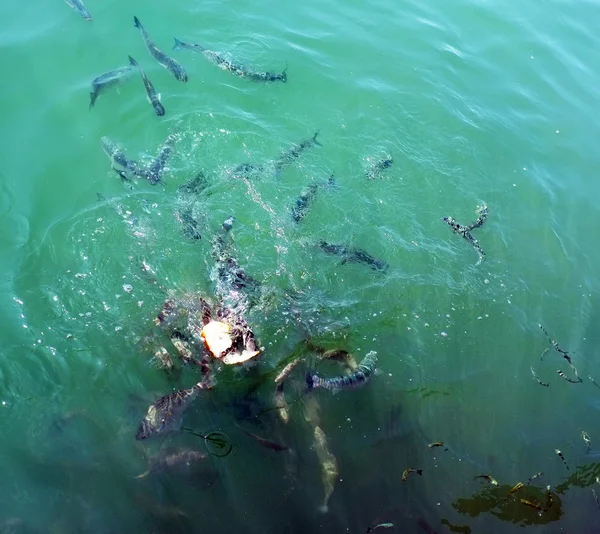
[557,368,582,384]
[555,449,569,470]
[318,240,389,272]
[427,441,447,450]
[530,366,549,387]
[136,380,210,440]
[582,431,592,453]
[101,136,141,179]
[592,488,600,508]
[366,156,393,180]
[143,136,174,184]
[135,447,208,478]
[237,425,289,451]
[474,474,498,486]
[128,56,165,116]
[178,172,209,195]
[538,323,572,364]
[175,208,202,240]
[173,38,287,83]
[274,132,322,174]
[527,472,543,484]
[229,162,265,179]
[65,0,91,21]
[291,175,336,223]
[402,467,422,481]
[443,204,488,265]
[306,350,378,392]
[89,65,133,109]
[134,17,188,82]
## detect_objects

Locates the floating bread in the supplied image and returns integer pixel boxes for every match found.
[200,321,232,359]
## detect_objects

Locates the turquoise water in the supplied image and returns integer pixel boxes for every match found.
[2,0,600,531]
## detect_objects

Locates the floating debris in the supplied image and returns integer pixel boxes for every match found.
[402,468,423,481]
[530,366,549,387]
[443,204,488,265]
[555,449,569,470]
[474,474,498,486]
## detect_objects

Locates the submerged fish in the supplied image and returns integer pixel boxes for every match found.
[134,17,188,82]
[527,472,544,484]
[427,441,448,451]
[173,38,286,82]
[89,65,133,109]
[65,0,91,21]
[135,447,208,478]
[101,136,141,179]
[582,431,592,453]
[291,175,336,223]
[318,240,389,272]
[474,474,498,486]
[538,323,572,363]
[306,351,378,392]
[128,56,165,116]
[366,523,394,532]
[443,204,488,265]
[365,156,393,180]
[314,425,338,513]
[555,449,569,470]
[507,482,524,498]
[143,136,174,184]
[178,171,210,196]
[274,132,322,174]
[237,425,289,451]
[593,488,600,508]
[136,380,210,440]
[530,366,549,387]
[402,468,423,481]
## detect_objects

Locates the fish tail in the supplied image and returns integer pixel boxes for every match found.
[173,37,184,51]
[416,469,423,476]
[312,131,323,147]
[133,16,142,29]
[128,55,139,68]
[89,91,97,110]
[281,63,288,83]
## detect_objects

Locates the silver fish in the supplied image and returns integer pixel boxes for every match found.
[101,136,141,179]
[365,156,393,180]
[65,0,91,21]
[173,38,286,83]
[128,55,165,116]
[274,132,321,174]
[136,380,210,440]
[134,17,188,82]
[307,351,378,391]
[90,65,133,109]
[318,241,389,272]
[291,175,336,224]
[135,447,208,478]
[143,136,174,184]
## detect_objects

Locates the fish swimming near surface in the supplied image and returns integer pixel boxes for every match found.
[128,56,165,116]
[291,175,336,223]
[313,425,338,513]
[135,447,208,479]
[365,156,393,180]
[178,171,210,196]
[274,132,322,174]
[306,351,378,392]
[443,204,488,265]
[143,136,175,184]
[402,468,423,481]
[65,0,91,21]
[317,240,389,272]
[134,17,188,82]
[101,136,142,179]
[136,380,211,440]
[474,474,498,486]
[236,424,289,451]
[582,431,592,453]
[173,38,287,83]
[366,522,394,532]
[89,65,134,109]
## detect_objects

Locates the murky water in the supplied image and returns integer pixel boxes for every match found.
[1,0,600,532]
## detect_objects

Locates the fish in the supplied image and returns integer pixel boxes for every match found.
[443,204,488,265]
[65,0,91,21]
[530,366,549,387]
[178,172,210,196]
[134,17,188,82]
[402,468,423,481]
[366,523,394,532]
[229,162,265,179]
[527,472,543,484]
[538,323,572,364]
[365,156,393,180]
[273,382,289,424]
[274,358,303,384]
[101,136,142,179]
[173,38,287,83]
[306,351,378,392]
[274,132,322,174]
[153,346,175,372]
[89,65,133,109]
[506,482,524,499]
[135,447,208,478]
[557,367,582,384]
[474,474,498,486]
[593,488,600,508]
[143,136,174,184]
[136,380,210,440]
[318,240,389,272]
[237,424,289,451]
[582,431,592,453]
[589,376,600,390]
[175,208,202,241]
[313,425,338,513]
[520,498,544,514]
[291,175,336,223]
[555,449,569,470]
[128,56,165,116]
[427,441,448,451]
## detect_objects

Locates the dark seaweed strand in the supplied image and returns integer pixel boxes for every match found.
[538,323,572,364]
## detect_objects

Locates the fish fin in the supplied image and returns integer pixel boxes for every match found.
[146,94,152,104]
[157,93,162,102]
[312,131,323,147]
[133,16,142,29]
[89,92,97,110]
[173,37,184,51]
[417,469,423,475]
[281,63,288,83]
[128,55,139,67]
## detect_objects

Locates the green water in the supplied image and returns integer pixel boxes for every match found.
[1,0,600,531]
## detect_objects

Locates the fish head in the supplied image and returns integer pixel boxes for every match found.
[135,404,171,440]
[100,136,116,156]
[153,100,166,116]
